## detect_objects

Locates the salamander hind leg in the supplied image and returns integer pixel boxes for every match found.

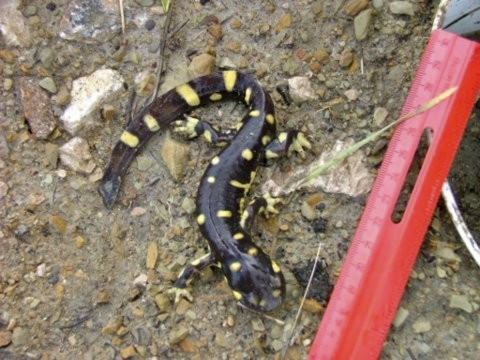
[168,252,215,304]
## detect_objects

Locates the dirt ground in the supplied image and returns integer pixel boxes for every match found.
[1,0,479,359]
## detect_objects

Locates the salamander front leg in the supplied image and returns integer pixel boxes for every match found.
[240,193,282,231]
[173,116,235,146]
[168,252,216,304]
[264,130,311,160]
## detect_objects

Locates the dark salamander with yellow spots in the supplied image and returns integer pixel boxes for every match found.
[99,70,310,312]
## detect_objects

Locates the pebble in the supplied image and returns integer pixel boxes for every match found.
[39,48,55,68]
[61,69,125,135]
[288,76,317,103]
[344,89,360,101]
[133,273,148,288]
[75,235,87,248]
[271,339,284,352]
[49,214,68,233]
[188,53,216,77]
[0,331,12,347]
[59,137,96,174]
[136,155,153,171]
[19,78,56,139]
[145,19,156,30]
[449,294,473,313]
[11,327,29,346]
[393,306,409,328]
[130,207,147,216]
[435,247,461,262]
[373,0,384,9]
[207,23,223,40]
[374,107,389,125]
[101,317,123,336]
[251,319,266,332]
[181,197,196,214]
[343,0,369,16]
[36,263,47,277]
[120,344,137,359]
[412,319,431,333]
[339,49,354,67]
[4,78,13,91]
[146,242,158,269]
[0,3,32,47]
[154,293,170,313]
[275,13,292,32]
[301,201,318,220]
[390,1,414,16]
[39,77,57,94]
[354,9,373,41]
[169,326,189,345]
[160,134,189,181]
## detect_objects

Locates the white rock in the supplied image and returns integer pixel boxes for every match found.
[61,69,125,135]
[344,89,360,101]
[59,137,96,174]
[133,273,148,288]
[0,0,32,47]
[288,76,317,103]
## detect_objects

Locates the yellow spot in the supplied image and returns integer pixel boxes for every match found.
[240,210,249,228]
[259,299,267,308]
[266,114,275,125]
[229,262,242,272]
[249,110,260,117]
[247,247,258,256]
[197,214,206,225]
[223,70,237,92]
[272,289,282,298]
[207,176,215,184]
[191,258,201,266]
[239,198,245,212]
[176,83,201,106]
[278,132,288,143]
[250,171,257,181]
[210,93,222,101]
[266,150,279,159]
[261,135,271,146]
[236,122,244,131]
[211,156,220,165]
[217,210,232,218]
[233,232,244,240]
[244,87,252,105]
[120,131,139,148]
[232,290,242,300]
[143,114,160,131]
[230,180,250,189]
[203,130,212,143]
[241,149,253,161]
[271,260,281,273]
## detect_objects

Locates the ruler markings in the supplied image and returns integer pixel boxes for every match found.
[309,30,480,359]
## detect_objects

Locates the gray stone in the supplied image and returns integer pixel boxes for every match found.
[354,9,373,41]
[390,1,414,16]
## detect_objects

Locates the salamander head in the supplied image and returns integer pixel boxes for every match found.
[222,249,285,312]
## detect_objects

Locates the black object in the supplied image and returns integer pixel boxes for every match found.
[442,0,480,41]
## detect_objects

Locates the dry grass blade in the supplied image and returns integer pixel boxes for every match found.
[299,86,458,186]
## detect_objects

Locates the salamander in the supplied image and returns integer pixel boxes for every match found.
[99,70,310,312]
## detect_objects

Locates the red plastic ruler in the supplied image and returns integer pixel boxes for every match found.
[309,29,480,359]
